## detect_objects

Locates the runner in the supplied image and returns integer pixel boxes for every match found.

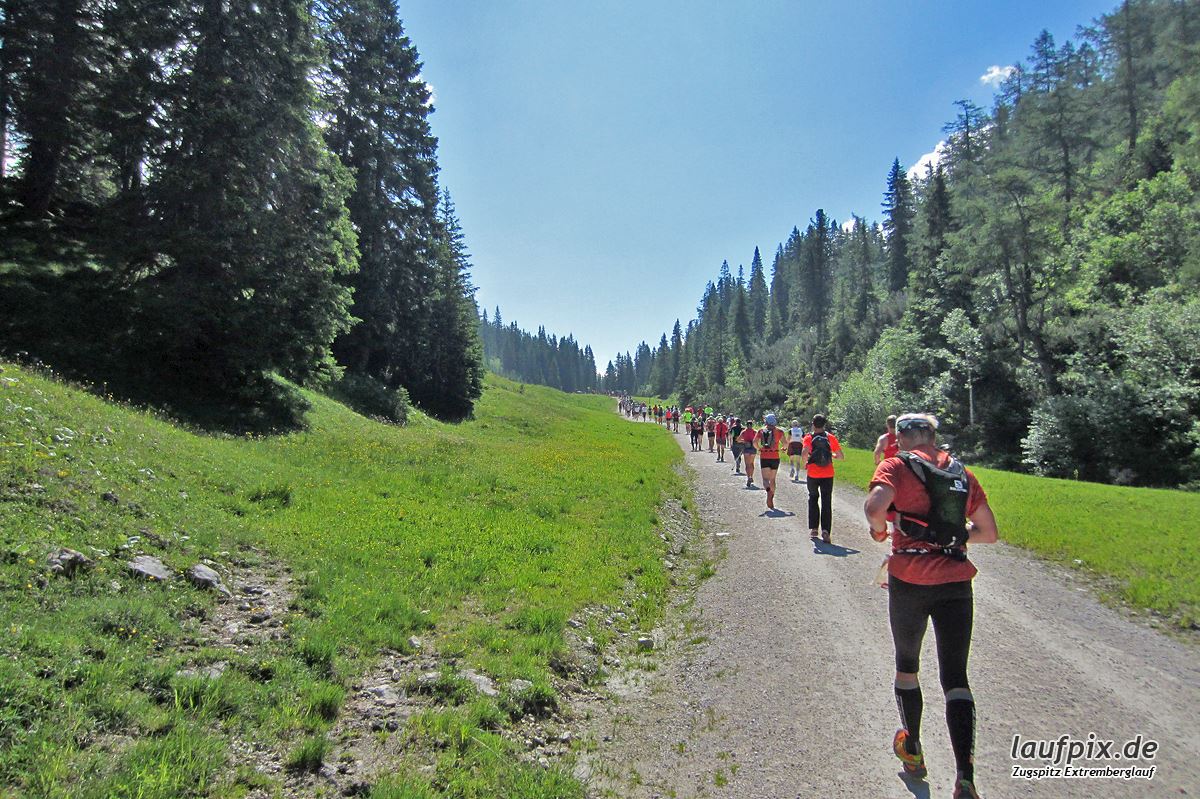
[714,415,729,463]
[689,413,704,452]
[756,413,787,510]
[863,412,999,799]
[800,414,843,543]
[681,406,694,434]
[705,414,717,452]
[873,415,901,531]
[787,418,805,481]
[729,417,744,473]
[874,414,900,464]
[738,419,758,488]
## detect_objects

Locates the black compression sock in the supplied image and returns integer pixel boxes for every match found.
[945,689,976,782]
[894,684,923,753]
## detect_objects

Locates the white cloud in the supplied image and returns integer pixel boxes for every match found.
[979,65,1016,87]
[908,140,948,180]
[417,73,437,107]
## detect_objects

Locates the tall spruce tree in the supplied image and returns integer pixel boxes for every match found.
[882,158,915,293]
[150,0,357,390]
[415,190,484,419]
[10,0,99,216]
[748,246,769,338]
[319,0,441,394]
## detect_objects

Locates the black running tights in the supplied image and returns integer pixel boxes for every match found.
[888,575,973,691]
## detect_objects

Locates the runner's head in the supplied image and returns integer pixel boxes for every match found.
[895,412,938,447]
[886,414,897,432]
[812,413,827,431]
[765,413,777,428]
[791,419,799,428]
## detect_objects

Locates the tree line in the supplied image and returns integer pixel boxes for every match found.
[0,0,483,427]
[614,0,1200,487]
[478,308,599,394]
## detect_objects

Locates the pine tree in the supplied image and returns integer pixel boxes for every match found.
[320,0,441,393]
[748,246,769,338]
[882,158,915,293]
[767,241,792,341]
[149,0,358,390]
[10,0,100,216]
[730,277,752,357]
[413,190,484,419]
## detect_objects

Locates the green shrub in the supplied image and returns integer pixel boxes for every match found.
[331,372,409,424]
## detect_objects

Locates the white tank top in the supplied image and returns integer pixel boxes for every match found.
[790,426,804,442]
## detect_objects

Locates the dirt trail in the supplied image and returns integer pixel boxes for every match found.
[581,419,1199,798]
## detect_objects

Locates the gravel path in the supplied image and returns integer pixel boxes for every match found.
[582,421,1199,798]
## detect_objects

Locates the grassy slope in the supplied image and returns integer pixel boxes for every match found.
[837,447,1200,627]
[0,364,685,798]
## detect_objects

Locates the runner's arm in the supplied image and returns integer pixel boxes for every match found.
[966,502,999,543]
[864,484,893,541]
[873,434,886,464]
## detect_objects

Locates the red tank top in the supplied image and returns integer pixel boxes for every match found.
[884,432,899,459]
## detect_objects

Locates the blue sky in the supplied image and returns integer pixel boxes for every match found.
[399,0,1118,368]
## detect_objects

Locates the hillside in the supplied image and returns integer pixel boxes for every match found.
[0,365,686,798]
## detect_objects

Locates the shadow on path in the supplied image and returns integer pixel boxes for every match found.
[899,772,931,799]
[812,540,861,557]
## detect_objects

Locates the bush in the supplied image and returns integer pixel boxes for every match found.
[330,372,409,424]
[829,370,896,448]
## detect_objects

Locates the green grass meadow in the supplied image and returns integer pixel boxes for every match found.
[0,364,684,798]
[837,447,1200,628]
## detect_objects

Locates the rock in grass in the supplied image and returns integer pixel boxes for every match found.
[364,685,398,706]
[188,564,232,596]
[636,636,655,651]
[459,669,499,697]
[101,491,120,504]
[415,671,441,691]
[178,661,227,680]
[127,555,171,582]
[47,548,93,578]
[509,679,534,694]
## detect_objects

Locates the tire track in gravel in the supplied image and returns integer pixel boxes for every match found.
[581,419,1199,799]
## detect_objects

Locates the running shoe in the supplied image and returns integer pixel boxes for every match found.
[810,530,819,540]
[822,531,832,544]
[952,778,981,798]
[892,729,927,779]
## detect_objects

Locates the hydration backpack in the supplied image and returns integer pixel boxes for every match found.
[807,432,832,467]
[894,452,971,552]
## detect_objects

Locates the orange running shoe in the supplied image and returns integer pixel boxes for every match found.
[892,728,927,779]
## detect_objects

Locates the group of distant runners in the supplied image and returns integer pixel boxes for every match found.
[655,403,846,540]
[619,400,999,799]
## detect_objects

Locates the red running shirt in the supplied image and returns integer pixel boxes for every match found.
[757,427,785,458]
[870,446,988,585]
[883,432,899,459]
[802,433,841,478]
